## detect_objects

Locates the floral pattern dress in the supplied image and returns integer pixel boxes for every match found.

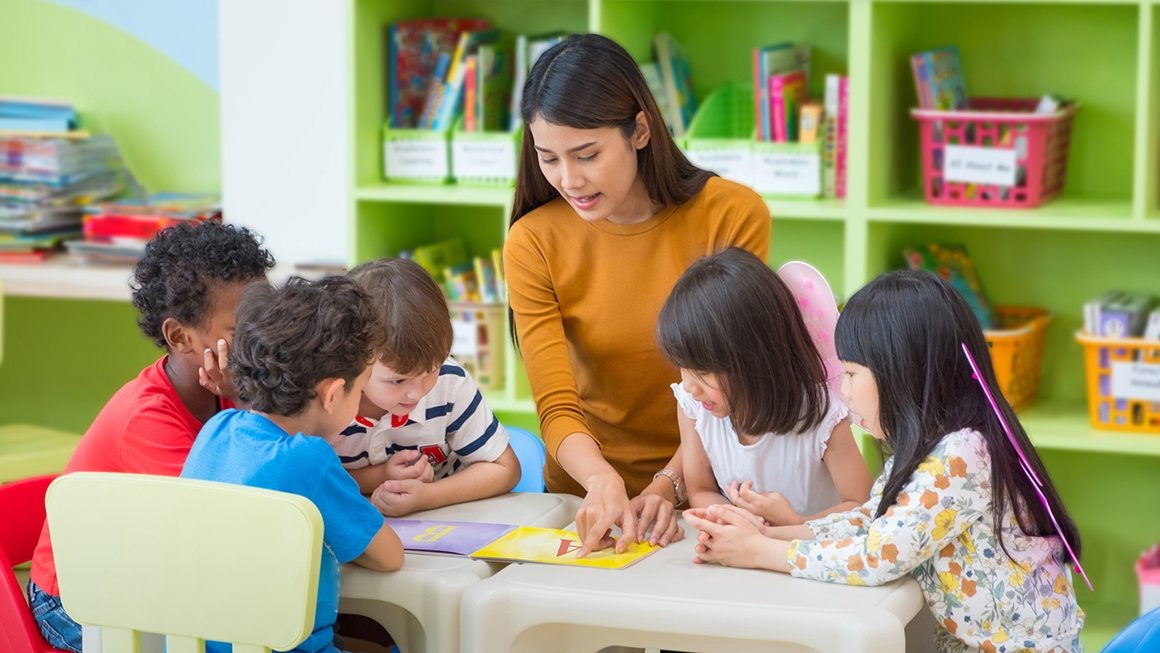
[787,429,1084,652]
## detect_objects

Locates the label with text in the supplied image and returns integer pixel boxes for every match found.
[943,145,1017,186]
[753,151,821,196]
[385,138,448,179]
[452,140,516,180]
[1111,361,1160,402]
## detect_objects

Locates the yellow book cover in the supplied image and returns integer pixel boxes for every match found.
[470,526,658,569]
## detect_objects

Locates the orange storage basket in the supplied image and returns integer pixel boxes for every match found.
[984,306,1052,412]
[1075,332,1160,433]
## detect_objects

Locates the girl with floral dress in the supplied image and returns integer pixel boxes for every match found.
[685,269,1086,653]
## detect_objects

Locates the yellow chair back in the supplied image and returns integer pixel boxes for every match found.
[47,472,324,653]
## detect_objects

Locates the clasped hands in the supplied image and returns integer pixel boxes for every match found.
[370,449,435,516]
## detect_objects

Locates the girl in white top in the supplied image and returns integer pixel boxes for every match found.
[657,248,872,525]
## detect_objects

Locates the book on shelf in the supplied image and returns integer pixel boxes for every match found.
[910,46,968,111]
[798,102,823,144]
[0,97,78,134]
[835,75,849,199]
[821,74,847,199]
[768,70,807,143]
[475,41,514,132]
[903,244,997,329]
[431,27,501,131]
[388,18,491,129]
[386,518,659,569]
[510,31,569,131]
[652,32,697,139]
[752,42,810,141]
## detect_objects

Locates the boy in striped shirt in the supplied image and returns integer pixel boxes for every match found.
[327,258,521,516]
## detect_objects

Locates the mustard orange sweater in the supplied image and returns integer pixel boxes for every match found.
[505,177,771,496]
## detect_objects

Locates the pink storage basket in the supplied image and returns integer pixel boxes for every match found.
[911,98,1079,208]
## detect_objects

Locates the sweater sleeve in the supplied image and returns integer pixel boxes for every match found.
[504,222,591,458]
[788,432,991,586]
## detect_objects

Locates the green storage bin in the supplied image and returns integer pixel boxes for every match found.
[451,116,521,187]
[382,120,451,183]
[684,84,822,199]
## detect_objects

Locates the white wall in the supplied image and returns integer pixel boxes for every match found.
[219,0,350,266]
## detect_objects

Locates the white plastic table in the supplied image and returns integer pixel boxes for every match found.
[458,519,931,653]
[339,492,581,653]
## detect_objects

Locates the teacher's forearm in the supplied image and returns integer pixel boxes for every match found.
[555,431,621,490]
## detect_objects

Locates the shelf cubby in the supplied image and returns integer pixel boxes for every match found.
[867,2,1140,215]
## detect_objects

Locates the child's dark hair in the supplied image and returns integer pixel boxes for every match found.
[510,33,713,227]
[229,276,383,416]
[657,247,829,436]
[131,221,275,348]
[348,258,453,375]
[835,269,1081,560]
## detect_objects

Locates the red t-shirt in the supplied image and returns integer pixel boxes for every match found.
[30,356,229,595]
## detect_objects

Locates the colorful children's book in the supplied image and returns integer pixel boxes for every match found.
[386,519,517,555]
[903,243,997,329]
[387,519,659,569]
[653,32,698,139]
[753,43,810,141]
[388,18,490,129]
[835,75,849,199]
[470,526,658,569]
[476,41,513,132]
[798,102,823,144]
[768,70,808,142]
[911,46,968,111]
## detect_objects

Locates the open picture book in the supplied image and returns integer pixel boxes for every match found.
[384,518,659,569]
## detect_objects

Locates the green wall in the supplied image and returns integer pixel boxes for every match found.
[0,0,219,431]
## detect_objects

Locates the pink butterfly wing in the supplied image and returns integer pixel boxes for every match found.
[776,261,842,397]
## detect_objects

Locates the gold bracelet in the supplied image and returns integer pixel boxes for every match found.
[653,468,687,507]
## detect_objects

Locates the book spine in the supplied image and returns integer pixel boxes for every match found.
[910,53,933,110]
[753,48,768,141]
[770,75,787,143]
[836,76,849,199]
[464,55,478,133]
[418,53,451,129]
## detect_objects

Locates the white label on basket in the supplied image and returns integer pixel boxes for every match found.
[451,319,478,358]
[385,138,447,179]
[452,139,516,181]
[752,151,820,196]
[943,145,1017,186]
[684,149,752,186]
[1110,361,1160,401]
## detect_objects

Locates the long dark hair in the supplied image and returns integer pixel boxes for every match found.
[509,33,713,227]
[836,269,1081,560]
[657,248,829,436]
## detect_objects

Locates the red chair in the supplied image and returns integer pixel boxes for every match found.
[0,474,69,653]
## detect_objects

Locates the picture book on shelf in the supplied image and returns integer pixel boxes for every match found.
[653,32,698,139]
[388,18,491,129]
[753,42,811,141]
[386,519,659,569]
[911,46,968,111]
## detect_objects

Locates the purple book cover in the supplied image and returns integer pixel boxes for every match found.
[384,519,516,555]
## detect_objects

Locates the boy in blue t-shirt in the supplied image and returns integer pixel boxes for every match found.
[182,276,403,653]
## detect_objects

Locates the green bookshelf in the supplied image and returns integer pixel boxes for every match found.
[348,1,1160,646]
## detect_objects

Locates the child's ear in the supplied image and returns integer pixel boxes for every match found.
[318,377,347,414]
[161,317,193,353]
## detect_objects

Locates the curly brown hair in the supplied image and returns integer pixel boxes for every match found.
[131,221,274,348]
[229,276,384,415]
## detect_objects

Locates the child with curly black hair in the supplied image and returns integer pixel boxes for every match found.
[29,220,274,652]
[182,276,404,653]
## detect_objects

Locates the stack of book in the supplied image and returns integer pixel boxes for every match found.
[0,133,124,263]
[645,33,698,139]
[66,193,221,264]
